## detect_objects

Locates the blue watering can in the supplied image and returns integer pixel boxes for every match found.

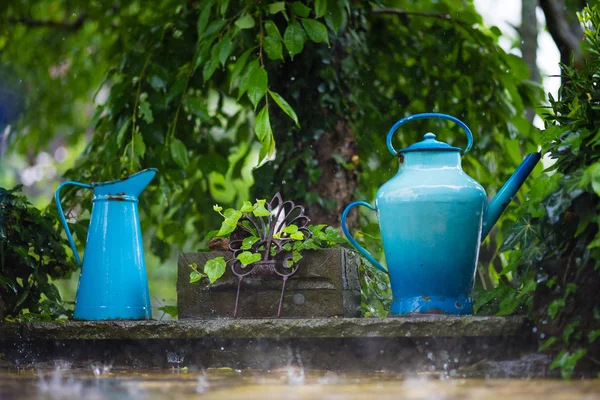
[55,169,157,320]
[341,113,540,316]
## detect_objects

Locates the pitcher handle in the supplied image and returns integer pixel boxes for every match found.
[55,181,93,265]
[341,201,387,274]
[386,113,473,156]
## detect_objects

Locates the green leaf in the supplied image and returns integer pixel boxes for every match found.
[282,224,298,234]
[292,249,302,263]
[116,118,131,146]
[549,349,587,379]
[148,64,168,91]
[264,20,283,41]
[197,4,212,38]
[217,209,242,236]
[240,201,254,213]
[134,132,146,158]
[290,231,304,240]
[237,251,261,266]
[219,0,229,15]
[218,35,233,66]
[157,305,178,318]
[139,99,153,124]
[203,56,219,82]
[189,270,204,283]
[301,18,329,45]
[204,20,227,39]
[186,97,211,121]
[204,257,227,283]
[269,91,299,127]
[247,66,268,108]
[314,0,327,18]
[254,106,273,149]
[238,59,259,99]
[284,23,307,59]
[253,199,271,217]
[230,48,253,90]
[268,2,286,14]
[170,139,189,169]
[263,36,283,60]
[290,2,311,17]
[241,236,260,250]
[235,14,256,29]
[325,0,344,33]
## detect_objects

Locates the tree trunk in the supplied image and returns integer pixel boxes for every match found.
[539,0,584,70]
[521,0,539,123]
[306,119,358,228]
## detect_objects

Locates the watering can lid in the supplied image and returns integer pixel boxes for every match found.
[399,132,462,153]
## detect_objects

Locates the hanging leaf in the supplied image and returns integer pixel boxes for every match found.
[134,132,146,158]
[116,118,131,146]
[170,138,189,168]
[218,34,233,66]
[254,106,272,144]
[186,97,211,121]
[235,14,256,29]
[197,5,212,39]
[314,0,327,18]
[284,23,307,59]
[269,91,299,127]
[264,20,283,41]
[268,2,286,14]
[301,18,329,45]
[147,64,168,91]
[263,36,283,60]
[230,48,253,90]
[138,99,153,124]
[246,66,268,108]
[238,59,259,99]
[290,2,311,17]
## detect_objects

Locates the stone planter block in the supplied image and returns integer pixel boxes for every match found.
[177,248,361,318]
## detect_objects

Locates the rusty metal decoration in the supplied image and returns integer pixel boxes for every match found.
[228,192,311,318]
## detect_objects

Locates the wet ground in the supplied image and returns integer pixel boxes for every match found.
[0,368,598,400]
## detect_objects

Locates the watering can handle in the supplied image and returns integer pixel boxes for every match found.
[341,201,387,274]
[386,113,474,156]
[55,181,93,265]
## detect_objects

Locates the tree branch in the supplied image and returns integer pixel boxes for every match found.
[8,14,86,30]
[372,8,485,46]
[539,0,583,67]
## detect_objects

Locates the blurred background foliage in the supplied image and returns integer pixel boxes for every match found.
[0,0,597,375]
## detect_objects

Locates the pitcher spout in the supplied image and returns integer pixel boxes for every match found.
[481,153,541,240]
[92,168,158,199]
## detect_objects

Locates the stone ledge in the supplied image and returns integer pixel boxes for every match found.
[0,315,524,341]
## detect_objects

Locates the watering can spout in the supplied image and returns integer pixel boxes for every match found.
[481,152,541,240]
[92,168,157,199]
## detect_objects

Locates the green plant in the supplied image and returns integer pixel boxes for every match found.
[189,198,347,284]
[476,5,600,379]
[0,185,77,320]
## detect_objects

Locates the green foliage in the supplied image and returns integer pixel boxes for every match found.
[482,5,600,378]
[0,185,76,320]
[190,199,347,284]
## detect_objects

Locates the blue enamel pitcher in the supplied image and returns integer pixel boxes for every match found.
[342,113,540,316]
[55,169,157,320]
